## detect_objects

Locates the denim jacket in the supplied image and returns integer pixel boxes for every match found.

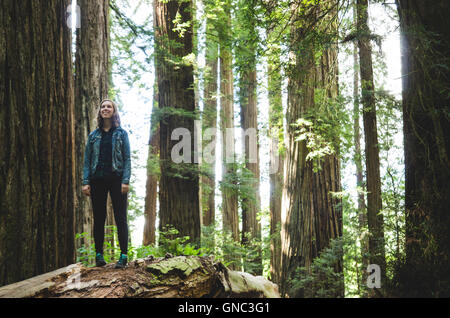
[82,126,131,185]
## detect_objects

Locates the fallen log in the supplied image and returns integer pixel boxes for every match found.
[0,255,280,298]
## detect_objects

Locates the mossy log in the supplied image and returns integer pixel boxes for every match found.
[0,255,280,298]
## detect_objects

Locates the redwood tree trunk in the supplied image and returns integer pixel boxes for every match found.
[219,1,239,244]
[74,0,110,253]
[356,0,386,291]
[280,0,343,297]
[201,14,218,229]
[352,1,368,294]
[219,49,239,245]
[217,0,240,270]
[0,0,75,286]
[154,0,201,244]
[143,87,160,246]
[268,59,283,286]
[266,7,284,286]
[237,0,262,275]
[396,0,450,297]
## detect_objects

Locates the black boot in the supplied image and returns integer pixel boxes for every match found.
[95,253,106,267]
[114,254,127,269]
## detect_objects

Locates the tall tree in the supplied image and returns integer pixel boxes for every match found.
[200,6,219,229]
[396,0,450,297]
[154,0,201,244]
[236,0,262,275]
[143,84,160,246]
[218,0,240,245]
[356,0,386,291]
[352,0,368,294]
[0,0,75,286]
[74,0,110,253]
[266,12,284,286]
[280,0,343,297]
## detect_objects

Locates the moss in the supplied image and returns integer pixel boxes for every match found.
[146,256,203,278]
[148,276,161,286]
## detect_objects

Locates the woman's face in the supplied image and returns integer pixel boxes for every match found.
[100,100,114,119]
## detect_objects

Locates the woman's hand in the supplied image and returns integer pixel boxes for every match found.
[121,184,130,194]
[82,185,91,196]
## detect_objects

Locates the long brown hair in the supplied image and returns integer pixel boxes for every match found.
[97,99,121,129]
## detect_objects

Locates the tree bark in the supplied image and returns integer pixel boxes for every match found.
[201,14,219,229]
[143,85,160,246]
[154,0,201,245]
[0,0,75,286]
[396,0,450,297]
[0,256,280,298]
[267,30,284,286]
[280,0,343,297]
[356,0,386,292]
[352,1,368,295]
[74,0,110,254]
[218,1,240,249]
[237,0,263,275]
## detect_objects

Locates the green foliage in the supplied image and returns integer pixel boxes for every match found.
[199,206,273,277]
[291,91,352,171]
[157,226,202,257]
[200,224,267,276]
[152,107,199,125]
[110,0,153,92]
[293,117,334,166]
[259,207,275,278]
[206,228,244,269]
[341,191,367,297]
[75,225,202,267]
[288,237,345,298]
[173,10,192,38]
[75,225,123,267]
[75,232,95,266]
[376,89,405,281]
[146,148,160,177]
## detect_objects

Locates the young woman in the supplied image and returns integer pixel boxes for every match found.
[82,99,131,268]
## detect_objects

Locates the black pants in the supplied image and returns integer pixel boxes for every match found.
[90,176,129,255]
